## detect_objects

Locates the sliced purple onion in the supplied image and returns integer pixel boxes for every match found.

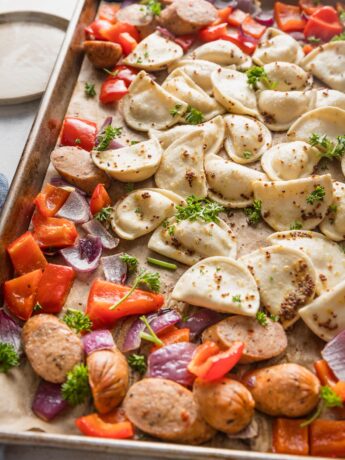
[101,254,127,284]
[288,31,306,42]
[156,26,176,41]
[60,236,102,273]
[148,342,197,386]
[83,330,114,355]
[50,176,86,196]
[108,139,125,150]
[254,10,274,26]
[95,117,113,147]
[122,318,147,352]
[56,190,90,224]
[32,380,68,421]
[207,0,238,7]
[227,418,259,439]
[82,219,119,250]
[0,309,22,354]
[178,308,224,339]
[322,329,345,381]
[121,0,137,8]
[150,310,181,334]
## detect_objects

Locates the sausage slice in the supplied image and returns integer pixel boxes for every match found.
[193,378,255,434]
[116,4,155,37]
[158,0,217,35]
[22,314,83,383]
[243,363,320,417]
[84,40,122,69]
[124,378,215,444]
[202,315,287,363]
[51,146,111,194]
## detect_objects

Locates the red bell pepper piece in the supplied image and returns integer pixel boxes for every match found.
[76,413,134,439]
[274,2,307,32]
[4,269,43,320]
[314,359,338,387]
[34,183,70,217]
[84,19,113,41]
[310,419,345,456]
[303,43,314,54]
[272,418,309,455]
[32,212,78,249]
[221,31,258,55]
[241,16,266,39]
[174,34,196,52]
[218,6,233,22]
[36,264,75,314]
[86,279,164,329]
[7,231,47,275]
[90,184,111,215]
[100,78,128,104]
[199,23,228,42]
[113,65,138,87]
[151,327,190,353]
[188,340,244,381]
[227,9,248,27]
[98,3,120,23]
[117,32,137,55]
[60,117,97,152]
[102,22,140,44]
[304,6,343,41]
[299,0,323,16]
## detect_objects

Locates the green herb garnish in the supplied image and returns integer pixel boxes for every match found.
[109,271,160,310]
[170,104,183,118]
[95,125,122,152]
[185,106,204,125]
[301,385,343,427]
[175,195,224,224]
[306,185,326,205]
[33,303,43,312]
[0,343,20,373]
[94,206,113,223]
[84,82,96,98]
[331,32,345,41]
[329,204,338,214]
[75,138,81,145]
[309,133,345,160]
[103,68,119,77]
[232,295,242,304]
[62,364,91,406]
[63,309,92,333]
[125,183,134,193]
[256,311,268,327]
[147,257,177,271]
[246,66,277,90]
[141,0,162,16]
[130,140,139,145]
[290,221,303,230]
[139,315,164,346]
[243,150,253,159]
[127,354,147,375]
[119,253,139,274]
[307,36,321,43]
[244,200,262,226]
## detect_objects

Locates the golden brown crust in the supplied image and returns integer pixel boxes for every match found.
[83,40,122,69]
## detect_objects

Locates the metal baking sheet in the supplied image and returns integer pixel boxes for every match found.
[0,0,337,458]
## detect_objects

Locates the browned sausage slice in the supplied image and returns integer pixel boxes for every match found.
[84,40,122,69]
[124,378,215,444]
[22,314,83,383]
[51,146,111,194]
[202,315,287,364]
[87,348,129,414]
[158,0,217,35]
[242,363,320,417]
[193,378,255,434]
[116,5,155,37]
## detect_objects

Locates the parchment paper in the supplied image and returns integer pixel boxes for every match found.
[0,18,343,453]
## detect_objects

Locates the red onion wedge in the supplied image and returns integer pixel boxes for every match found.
[322,329,345,381]
[50,176,86,196]
[254,10,274,26]
[101,254,127,284]
[56,190,91,224]
[82,219,119,250]
[0,309,22,354]
[178,308,224,339]
[148,342,197,386]
[61,236,102,273]
[32,380,68,421]
[83,330,115,355]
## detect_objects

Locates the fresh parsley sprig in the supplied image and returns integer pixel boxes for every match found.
[95,125,122,152]
[139,315,164,346]
[185,106,204,125]
[141,0,162,16]
[0,342,20,373]
[246,66,277,90]
[84,82,96,98]
[331,32,345,41]
[109,270,160,310]
[62,364,91,406]
[309,133,345,160]
[127,354,147,375]
[256,311,279,326]
[62,309,93,334]
[175,196,224,224]
[301,385,343,427]
[306,185,326,205]
[170,104,183,117]
[290,221,303,230]
[95,206,113,223]
[120,253,139,274]
[244,200,262,226]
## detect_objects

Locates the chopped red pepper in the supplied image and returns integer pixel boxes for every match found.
[199,23,228,42]
[102,22,140,44]
[221,31,258,55]
[86,279,164,329]
[100,78,128,104]
[60,117,97,152]
[116,32,137,55]
[303,43,314,54]
[310,419,345,456]
[98,3,120,23]
[274,2,307,32]
[113,65,138,87]
[227,9,248,27]
[217,6,233,22]
[4,269,43,320]
[90,184,111,215]
[304,6,343,41]
[32,212,78,249]
[84,19,113,41]
[272,418,309,455]
[241,16,266,39]
[174,34,196,52]
[151,327,190,353]
[188,340,244,381]
[36,263,75,314]
[314,359,338,387]
[7,231,47,275]
[299,0,323,16]
[76,413,134,439]
[34,183,70,217]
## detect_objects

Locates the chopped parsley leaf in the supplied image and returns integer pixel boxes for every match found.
[244,200,262,226]
[170,104,183,118]
[84,82,96,98]
[290,221,303,230]
[246,66,277,90]
[185,105,204,125]
[175,196,224,224]
[306,185,326,205]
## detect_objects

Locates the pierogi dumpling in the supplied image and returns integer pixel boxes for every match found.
[148,216,237,265]
[167,59,221,95]
[252,174,333,231]
[111,188,184,240]
[205,154,267,208]
[313,89,345,110]
[261,141,320,181]
[253,28,304,66]
[320,181,345,242]
[224,114,272,164]
[259,62,312,91]
[123,71,188,131]
[190,39,252,70]
[240,245,317,327]
[172,256,260,316]
[123,32,183,71]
